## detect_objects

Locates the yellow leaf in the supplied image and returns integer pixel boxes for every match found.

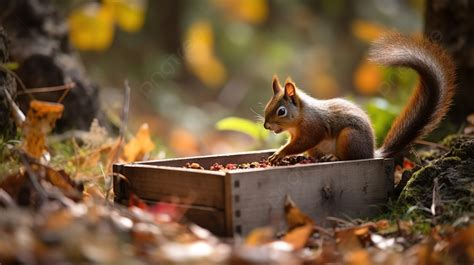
[353,59,382,95]
[123,123,155,162]
[68,2,115,51]
[22,100,64,158]
[115,0,147,32]
[351,20,386,43]
[184,20,227,88]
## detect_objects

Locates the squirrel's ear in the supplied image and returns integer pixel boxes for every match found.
[284,79,298,105]
[272,75,282,94]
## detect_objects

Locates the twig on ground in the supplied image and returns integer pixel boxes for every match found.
[16,82,75,96]
[0,64,33,100]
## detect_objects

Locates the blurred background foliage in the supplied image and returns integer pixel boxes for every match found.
[63,0,424,157]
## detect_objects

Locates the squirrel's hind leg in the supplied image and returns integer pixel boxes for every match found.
[336,127,375,160]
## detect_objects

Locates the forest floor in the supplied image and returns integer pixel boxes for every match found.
[0,111,473,264]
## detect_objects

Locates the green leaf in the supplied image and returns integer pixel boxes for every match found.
[216,117,268,141]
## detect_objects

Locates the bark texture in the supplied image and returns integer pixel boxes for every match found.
[0,0,100,131]
[425,0,474,124]
[0,27,17,137]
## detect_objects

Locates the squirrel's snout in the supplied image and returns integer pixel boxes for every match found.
[264,122,270,130]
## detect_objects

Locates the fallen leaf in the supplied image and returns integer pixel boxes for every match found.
[245,227,274,246]
[282,223,313,250]
[284,195,314,230]
[22,100,64,158]
[344,249,371,265]
[44,166,81,196]
[123,123,155,162]
[128,193,148,210]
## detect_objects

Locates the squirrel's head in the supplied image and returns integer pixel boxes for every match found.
[263,75,302,134]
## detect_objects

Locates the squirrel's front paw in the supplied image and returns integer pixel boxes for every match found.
[268,151,285,164]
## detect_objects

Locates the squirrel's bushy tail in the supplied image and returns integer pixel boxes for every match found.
[369,33,456,158]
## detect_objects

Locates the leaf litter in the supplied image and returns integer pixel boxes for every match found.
[0,100,473,264]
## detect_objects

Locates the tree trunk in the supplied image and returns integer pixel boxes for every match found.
[425,0,474,124]
[0,27,17,137]
[0,0,101,132]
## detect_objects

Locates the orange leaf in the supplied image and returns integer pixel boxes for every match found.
[22,100,64,158]
[353,59,382,95]
[245,227,274,246]
[344,249,371,265]
[168,127,199,156]
[351,20,386,43]
[123,123,155,162]
[284,195,315,230]
[282,223,313,250]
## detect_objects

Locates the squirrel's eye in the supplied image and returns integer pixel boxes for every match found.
[277,106,287,117]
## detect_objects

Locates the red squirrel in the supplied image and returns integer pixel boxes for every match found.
[263,32,456,163]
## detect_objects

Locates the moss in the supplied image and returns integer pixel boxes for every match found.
[396,136,474,223]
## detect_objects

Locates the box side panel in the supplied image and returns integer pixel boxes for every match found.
[135,150,274,169]
[116,198,227,236]
[231,159,394,236]
[119,165,226,209]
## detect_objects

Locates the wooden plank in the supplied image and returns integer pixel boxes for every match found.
[133,150,274,169]
[116,198,227,236]
[119,164,226,209]
[223,173,234,236]
[229,158,393,236]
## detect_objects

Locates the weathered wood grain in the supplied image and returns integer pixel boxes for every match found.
[117,164,226,208]
[113,151,394,237]
[229,158,393,236]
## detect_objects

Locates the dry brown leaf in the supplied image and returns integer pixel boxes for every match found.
[45,167,77,193]
[22,100,64,158]
[284,195,314,231]
[123,123,155,162]
[282,223,313,250]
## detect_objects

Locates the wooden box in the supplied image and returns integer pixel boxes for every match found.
[113,150,394,237]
